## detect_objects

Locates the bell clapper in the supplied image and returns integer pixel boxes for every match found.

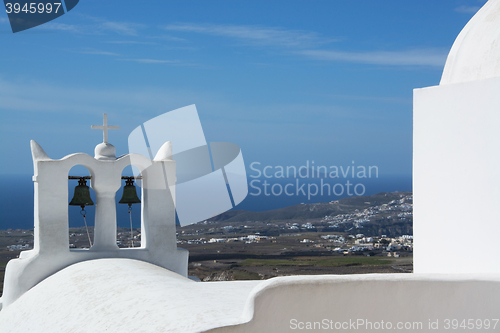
[80,206,93,248]
[128,204,133,248]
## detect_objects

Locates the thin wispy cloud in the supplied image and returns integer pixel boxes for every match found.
[40,22,81,33]
[33,18,144,37]
[0,77,219,116]
[148,35,188,42]
[67,49,181,65]
[296,48,448,67]
[164,22,446,68]
[0,77,384,124]
[99,21,142,36]
[119,58,179,64]
[104,41,157,45]
[454,5,481,14]
[77,48,120,56]
[325,94,412,105]
[164,23,335,48]
[45,14,146,36]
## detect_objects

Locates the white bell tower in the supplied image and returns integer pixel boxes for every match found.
[1,114,188,308]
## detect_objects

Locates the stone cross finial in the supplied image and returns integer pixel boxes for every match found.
[91,113,119,143]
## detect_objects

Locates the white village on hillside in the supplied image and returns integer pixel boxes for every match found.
[1,1,500,332]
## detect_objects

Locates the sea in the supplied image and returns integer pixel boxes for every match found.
[0,174,412,230]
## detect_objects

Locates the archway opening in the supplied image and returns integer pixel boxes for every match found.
[68,165,95,249]
[116,165,142,248]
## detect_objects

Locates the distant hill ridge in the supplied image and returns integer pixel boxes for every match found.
[210,191,412,223]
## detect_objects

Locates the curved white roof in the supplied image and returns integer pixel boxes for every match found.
[440,0,500,85]
[1,259,499,332]
[0,259,260,332]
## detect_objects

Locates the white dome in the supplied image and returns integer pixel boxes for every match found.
[440,0,500,85]
[94,142,116,160]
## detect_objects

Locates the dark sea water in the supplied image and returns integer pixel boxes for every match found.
[0,174,412,230]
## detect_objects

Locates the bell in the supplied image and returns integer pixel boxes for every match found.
[119,177,141,207]
[69,178,94,209]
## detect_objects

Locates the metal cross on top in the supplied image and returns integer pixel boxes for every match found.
[91,113,119,143]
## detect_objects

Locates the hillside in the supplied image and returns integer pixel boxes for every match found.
[210,191,411,223]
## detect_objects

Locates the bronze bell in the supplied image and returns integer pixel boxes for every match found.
[119,177,141,207]
[69,178,94,209]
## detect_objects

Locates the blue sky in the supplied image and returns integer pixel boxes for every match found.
[0,0,485,177]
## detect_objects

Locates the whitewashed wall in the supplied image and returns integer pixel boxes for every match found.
[413,77,500,274]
